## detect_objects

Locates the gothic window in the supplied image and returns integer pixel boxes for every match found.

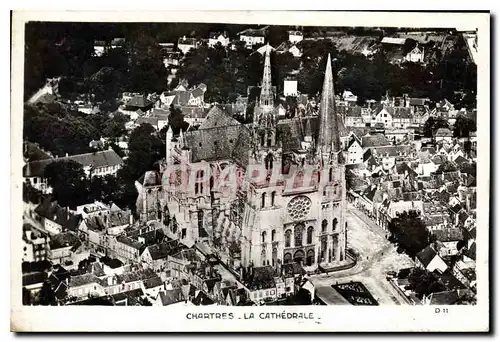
[261,231,267,243]
[260,134,265,146]
[261,193,266,208]
[284,253,292,264]
[307,226,314,244]
[261,249,266,266]
[329,168,333,182]
[322,219,327,233]
[287,195,312,220]
[294,223,304,247]
[285,229,292,248]
[198,210,204,232]
[267,138,272,147]
[306,249,315,266]
[271,229,276,242]
[265,153,273,171]
[272,248,278,266]
[195,170,204,195]
[332,218,338,231]
[271,191,276,206]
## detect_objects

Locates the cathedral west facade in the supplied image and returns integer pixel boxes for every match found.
[135,45,349,273]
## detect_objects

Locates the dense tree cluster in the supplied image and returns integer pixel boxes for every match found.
[406,267,446,299]
[423,116,449,138]
[388,210,433,258]
[23,103,128,157]
[41,123,165,211]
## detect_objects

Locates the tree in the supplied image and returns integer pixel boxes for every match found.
[423,116,449,138]
[44,160,90,207]
[406,267,446,299]
[388,210,432,258]
[168,104,189,134]
[38,280,57,306]
[453,114,476,138]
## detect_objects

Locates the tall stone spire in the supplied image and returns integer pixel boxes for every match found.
[258,44,274,116]
[317,54,341,154]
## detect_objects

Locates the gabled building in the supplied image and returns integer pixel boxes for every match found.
[208,32,230,47]
[178,37,197,55]
[238,26,268,48]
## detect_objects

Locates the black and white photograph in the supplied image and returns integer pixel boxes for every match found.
[10,10,490,332]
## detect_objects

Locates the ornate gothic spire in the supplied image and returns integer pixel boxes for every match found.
[259,44,274,111]
[317,54,341,155]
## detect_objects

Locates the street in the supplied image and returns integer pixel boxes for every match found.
[309,203,414,305]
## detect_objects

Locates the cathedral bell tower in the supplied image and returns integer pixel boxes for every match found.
[315,53,347,267]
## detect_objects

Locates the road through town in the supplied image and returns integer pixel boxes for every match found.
[309,203,414,305]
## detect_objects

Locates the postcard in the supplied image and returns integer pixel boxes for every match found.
[11,10,489,332]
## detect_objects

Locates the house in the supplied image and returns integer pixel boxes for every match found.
[112,235,145,264]
[49,232,83,265]
[238,26,267,48]
[404,44,425,63]
[24,149,124,188]
[372,106,393,127]
[415,245,448,273]
[392,107,412,129]
[361,134,391,149]
[345,107,364,127]
[288,30,303,44]
[243,266,280,303]
[345,135,363,165]
[275,41,302,58]
[22,223,50,262]
[162,84,207,108]
[122,94,154,117]
[178,37,197,55]
[163,51,181,68]
[33,200,82,236]
[434,227,464,257]
[150,108,170,130]
[434,128,453,143]
[208,32,230,47]
[103,267,158,296]
[67,273,106,300]
[141,276,164,299]
[155,288,186,306]
[93,40,106,57]
[141,239,186,272]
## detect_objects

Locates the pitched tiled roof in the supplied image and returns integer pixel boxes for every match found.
[346,106,362,118]
[69,273,103,288]
[409,98,427,106]
[192,290,214,305]
[115,235,144,251]
[435,128,453,137]
[143,276,163,289]
[433,228,464,242]
[158,289,184,306]
[416,245,437,267]
[136,117,159,127]
[362,134,391,148]
[34,201,82,232]
[22,272,47,286]
[24,150,124,178]
[199,106,240,130]
[370,145,412,157]
[428,290,460,305]
[125,95,153,109]
[24,141,53,162]
[49,232,81,250]
[116,268,157,284]
[185,124,251,166]
[146,240,185,260]
[392,107,412,119]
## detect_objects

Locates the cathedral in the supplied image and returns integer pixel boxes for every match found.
[135,45,349,273]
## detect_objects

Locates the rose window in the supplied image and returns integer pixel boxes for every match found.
[287,195,312,220]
